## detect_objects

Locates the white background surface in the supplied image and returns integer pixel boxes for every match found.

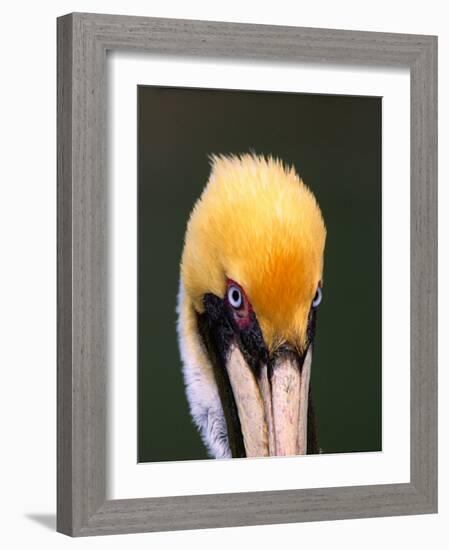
[0,1,445,548]
[109,54,410,499]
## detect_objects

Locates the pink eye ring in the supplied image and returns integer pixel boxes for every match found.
[225,279,252,330]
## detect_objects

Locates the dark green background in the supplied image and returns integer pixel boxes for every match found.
[138,86,382,462]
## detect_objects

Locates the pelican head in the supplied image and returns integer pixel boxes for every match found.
[177,154,326,458]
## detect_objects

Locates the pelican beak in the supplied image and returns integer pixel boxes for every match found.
[198,293,317,458]
[225,344,313,457]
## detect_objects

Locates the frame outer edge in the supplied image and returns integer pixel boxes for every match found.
[73,12,109,534]
[76,484,424,536]
[57,13,74,536]
[75,11,430,66]
[410,36,438,511]
[57,12,438,536]
[57,12,109,536]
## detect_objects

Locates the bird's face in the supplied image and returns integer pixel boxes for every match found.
[178,155,326,458]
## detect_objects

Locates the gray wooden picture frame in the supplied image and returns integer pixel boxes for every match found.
[57,12,438,537]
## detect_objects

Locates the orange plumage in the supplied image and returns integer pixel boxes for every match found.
[180,154,326,352]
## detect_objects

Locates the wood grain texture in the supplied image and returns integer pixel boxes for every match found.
[57,12,438,536]
[57,14,73,536]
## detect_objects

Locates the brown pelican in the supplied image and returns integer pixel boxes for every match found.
[177,154,326,458]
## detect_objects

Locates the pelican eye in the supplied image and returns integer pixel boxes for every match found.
[312,287,322,308]
[228,285,243,309]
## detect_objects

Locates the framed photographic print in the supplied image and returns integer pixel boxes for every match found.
[57,13,437,536]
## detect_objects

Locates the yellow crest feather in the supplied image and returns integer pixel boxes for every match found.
[180,154,326,351]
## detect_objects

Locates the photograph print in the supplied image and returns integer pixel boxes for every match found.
[138,85,381,462]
